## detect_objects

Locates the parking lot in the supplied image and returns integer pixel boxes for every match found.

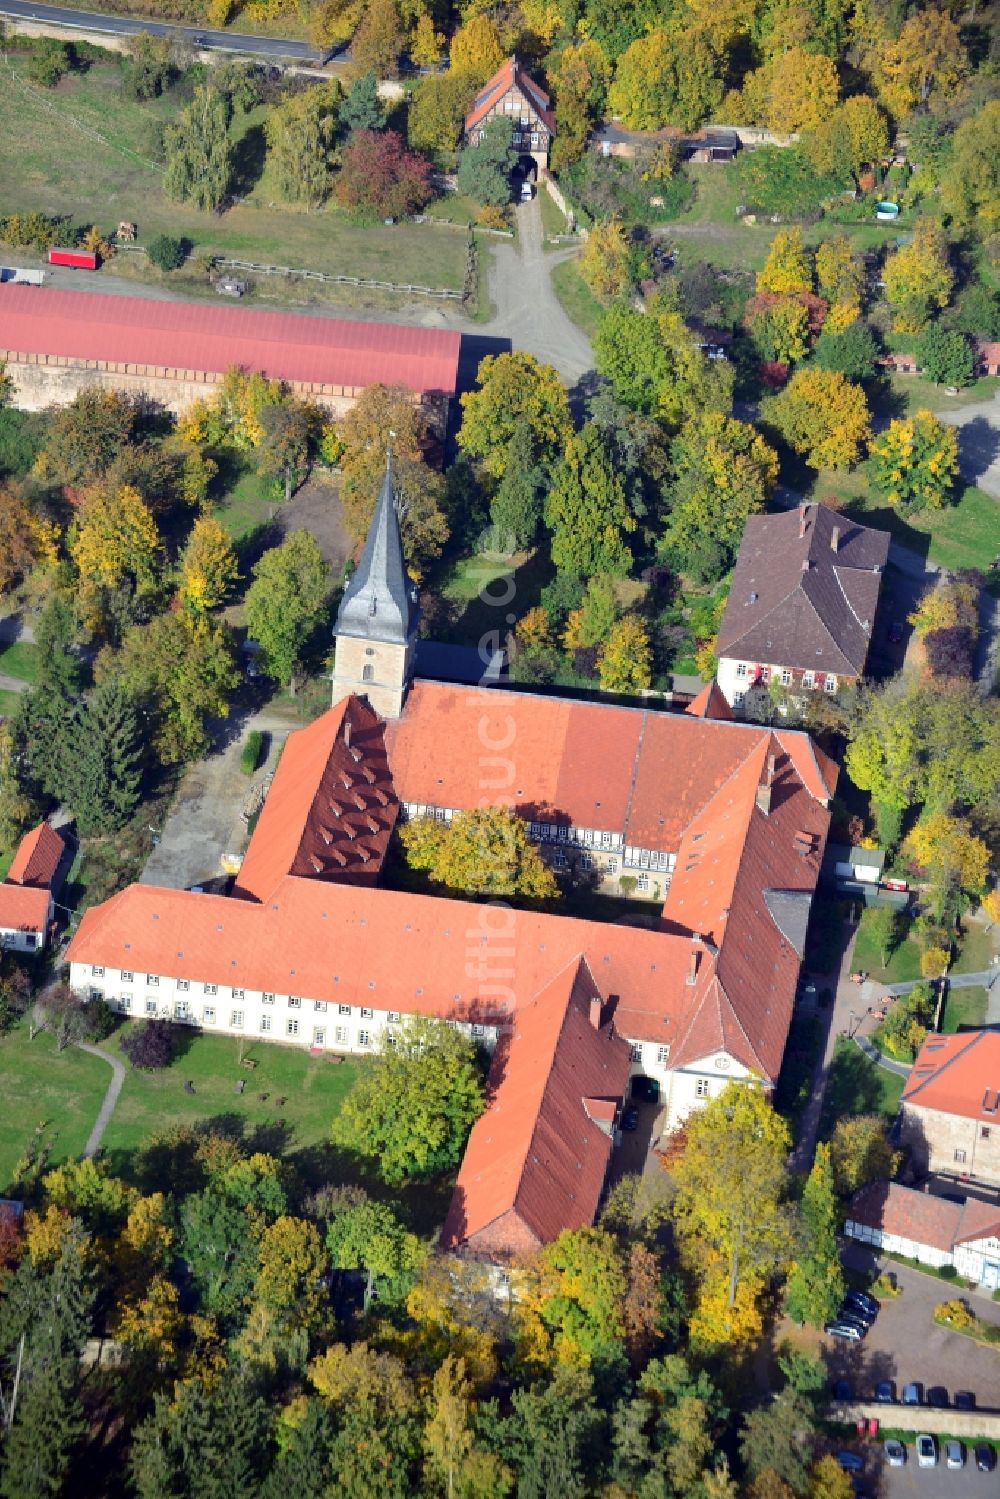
[878,1451,997,1497]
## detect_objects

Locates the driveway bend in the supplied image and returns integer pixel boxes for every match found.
[484,197,593,383]
[78,1042,126,1158]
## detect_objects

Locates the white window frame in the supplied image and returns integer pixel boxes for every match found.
[630,1043,642,1062]
[287,1019,299,1038]
[146,974,159,987]
[335,1025,349,1045]
[360,1006,374,1020]
[145,999,157,1016]
[780,668,792,686]
[313,1027,326,1047]
[801,671,814,689]
[121,970,133,983]
[339,1003,351,1016]
[288,996,301,1010]
[92,964,105,977]
[174,1001,188,1021]
[204,982,217,996]
[177,978,190,993]
[203,1006,216,1024]
[358,1029,372,1048]
[118,995,131,1013]
[314,1001,327,1013]
[695,1078,710,1099]
[230,1009,244,1028]
[260,1015,272,1033]
[735,662,748,678]
[824,674,837,693]
[263,992,275,1005]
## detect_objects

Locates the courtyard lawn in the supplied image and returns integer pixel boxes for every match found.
[952,921,995,975]
[818,1036,905,1138]
[0,641,41,684]
[213,467,276,543]
[0,51,465,292]
[940,985,989,1033]
[0,689,24,718]
[0,1024,111,1190]
[851,923,924,985]
[889,374,1000,417]
[99,1030,361,1178]
[837,483,1000,575]
[550,258,604,339]
[436,547,551,646]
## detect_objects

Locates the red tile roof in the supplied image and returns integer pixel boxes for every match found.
[0,286,462,397]
[955,1196,1000,1246]
[0,884,51,934]
[685,681,733,720]
[902,1031,1000,1122]
[464,57,556,136]
[234,699,398,903]
[440,957,631,1259]
[849,1181,964,1253]
[5,822,64,888]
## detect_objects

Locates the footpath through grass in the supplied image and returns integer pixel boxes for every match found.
[0,1024,111,1190]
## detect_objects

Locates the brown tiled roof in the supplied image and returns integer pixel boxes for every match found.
[234,699,398,903]
[440,957,631,1259]
[5,822,64,889]
[717,503,889,677]
[902,1031,1000,1122]
[464,57,556,136]
[685,681,733,720]
[955,1196,1000,1246]
[0,884,51,933]
[849,1181,964,1253]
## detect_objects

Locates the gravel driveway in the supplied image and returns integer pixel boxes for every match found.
[939,400,1000,499]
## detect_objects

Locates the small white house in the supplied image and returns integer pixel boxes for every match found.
[846,1180,1000,1289]
[0,822,64,953]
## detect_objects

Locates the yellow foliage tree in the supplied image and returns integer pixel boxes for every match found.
[70,483,161,631]
[0,485,59,594]
[400,805,559,900]
[23,1205,79,1268]
[757,228,813,296]
[883,218,954,333]
[597,616,652,693]
[115,1274,184,1361]
[908,579,977,638]
[740,46,839,132]
[449,14,504,84]
[815,234,863,306]
[904,812,989,901]
[869,410,959,511]
[409,11,442,67]
[877,8,966,117]
[578,218,631,302]
[763,367,870,470]
[920,946,949,979]
[983,889,1000,926]
[459,352,572,479]
[515,606,552,653]
[178,515,239,616]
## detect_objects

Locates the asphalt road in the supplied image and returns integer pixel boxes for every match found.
[0,0,319,57]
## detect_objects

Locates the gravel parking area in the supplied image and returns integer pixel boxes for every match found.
[878,1451,998,1498]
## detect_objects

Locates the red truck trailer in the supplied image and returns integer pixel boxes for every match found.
[48,248,98,270]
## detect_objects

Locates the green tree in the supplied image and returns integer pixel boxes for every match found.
[915,326,974,389]
[665,411,779,575]
[62,677,144,835]
[253,1215,329,1328]
[598,617,652,693]
[607,27,724,132]
[859,904,899,967]
[163,85,233,213]
[456,115,516,208]
[490,1366,601,1498]
[594,303,732,426]
[811,322,879,383]
[458,353,572,479]
[407,72,476,159]
[941,99,1000,237]
[178,515,239,617]
[672,1082,792,1347]
[42,387,137,488]
[488,419,544,550]
[145,234,186,271]
[130,1376,270,1499]
[785,1144,844,1328]
[179,1189,261,1321]
[828,1114,901,1196]
[550,40,609,169]
[26,37,71,87]
[265,83,340,207]
[245,531,329,691]
[545,422,635,577]
[868,410,958,512]
[34,590,83,699]
[350,0,402,78]
[525,1227,627,1369]
[400,805,559,900]
[340,67,384,132]
[332,1016,485,1185]
[740,1390,817,1495]
[805,96,889,188]
[325,1196,423,1310]
[257,400,313,501]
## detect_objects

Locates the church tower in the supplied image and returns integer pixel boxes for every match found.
[332,452,419,720]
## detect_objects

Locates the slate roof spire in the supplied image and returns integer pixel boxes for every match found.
[335,447,418,647]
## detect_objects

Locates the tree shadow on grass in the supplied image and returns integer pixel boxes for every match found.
[818,1042,886,1138]
[229,123,267,201]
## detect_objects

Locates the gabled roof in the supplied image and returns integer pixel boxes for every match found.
[335,455,418,647]
[902,1031,1000,1122]
[233,698,398,904]
[0,286,462,397]
[0,884,50,933]
[464,57,556,136]
[685,681,732,720]
[440,957,631,1258]
[5,822,64,889]
[849,1181,964,1253]
[717,503,889,677]
[955,1196,1000,1246]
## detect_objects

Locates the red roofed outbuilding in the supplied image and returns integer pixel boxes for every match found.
[900,1030,1000,1185]
[0,822,64,953]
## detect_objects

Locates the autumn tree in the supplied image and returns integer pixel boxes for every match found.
[517,1227,626,1370]
[456,115,516,208]
[883,218,954,333]
[408,72,476,159]
[828,1113,901,1196]
[257,400,314,502]
[178,515,239,616]
[904,811,989,918]
[594,302,733,427]
[740,1389,817,1495]
[245,531,329,691]
[350,0,402,77]
[785,1144,843,1328]
[423,1356,510,1499]
[942,100,1000,237]
[252,1215,329,1332]
[545,421,635,577]
[810,1455,854,1499]
[763,367,870,470]
[264,83,340,207]
[400,804,559,900]
[805,96,889,189]
[671,1082,792,1349]
[332,1016,485,1184]
[869,410,958,512]
[489,419,544,550]
[0,486,57,594]
[336,129,432,219]
[737,46,839,133]
[163,85,233,212]
[665,411,778,577]
[449,14,504,84]
[70,484,162,635]
[459,352,572,479]
[325,1195,423,1310]
[598,617,652,693]
[814,234,864,309]
[877,8,966,117]
[579,218,631,301]
[607,27,725,133]
[41,387,137,488]
[757,228,813,296]
[550,40,610,168]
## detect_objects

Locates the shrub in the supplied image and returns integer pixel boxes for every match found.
[146,234,187,272]
[120,1018,176,1071]
[27,39,71,88]
[240,730,263,775]
[84,997,119,1042]
[335,129,433,221]
[872,1271,900,1297]
[735,145,845,218]
[934,1297,974,1326]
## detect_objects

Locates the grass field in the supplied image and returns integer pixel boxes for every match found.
[889,373,1000,416]
[819,1036,905,1138]
[437,547,551,645]
[952,922,995,975]
[213,466,276,542]
[0,689,24,718]
[940,985,989,1033]
[0,52,465,291]
[0,641,41,684]
[851,921,924,985]
[0,1024,111,1190]
[550,258,604,339]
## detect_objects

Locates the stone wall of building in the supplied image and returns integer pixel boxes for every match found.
[900,1101,1000,1185]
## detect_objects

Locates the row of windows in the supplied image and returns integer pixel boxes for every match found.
[403,807,672,874]
[109,992,487,1042]
[734,663,838,692]
[93,969,396,1019]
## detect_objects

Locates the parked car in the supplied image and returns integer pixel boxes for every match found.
[974,1444,996,1473]
[519,181,534,202]
[954,1390,975,1410]
[835,1451,864,1473]
[944,1440,964,1471]
[927,1386,949,1408]
[844,1289,879,1318]
[833,1378,853,1401]
[916,1435,937,1469]
[884,1439,906,1468]
[839,1300,875,1327]
[875,1380,896,1403]
[825,1320,864,1341]
[621,1106,639,1132]
[901,1382,922,1405]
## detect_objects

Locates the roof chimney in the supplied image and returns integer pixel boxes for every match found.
[686,942,700,986]
[799,503,809,538]
[801,558,810,572]
[766,752,776,785]
[756,780,772,816]
[831,524,840,553]
[343,717,351,750]
[589,994,603,1030]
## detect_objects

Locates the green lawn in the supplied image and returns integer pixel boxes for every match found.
[888,374,1000,417]
[0,689,23,718]
[423,194,485,228]
[940,985,989,1033]
[0,52,465,292]
[436,547,552,645]
[550,258,604,339]
[835,482,1000,575]
[952,921,995,975]
[0,641,41,684]
[851,921,924,985]
[539,184,569,241]
[818,1037,905,1138]
[99,1029,361,1176]
[0,1024,111,1191]
[213,467,275,543]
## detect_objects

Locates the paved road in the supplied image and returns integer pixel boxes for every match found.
[78,1041,126,1157]
[485,197,593,384]
[0,0,318,56]
[939,399,1000,500]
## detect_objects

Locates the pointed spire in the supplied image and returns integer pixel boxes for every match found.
[335,448,418,646]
